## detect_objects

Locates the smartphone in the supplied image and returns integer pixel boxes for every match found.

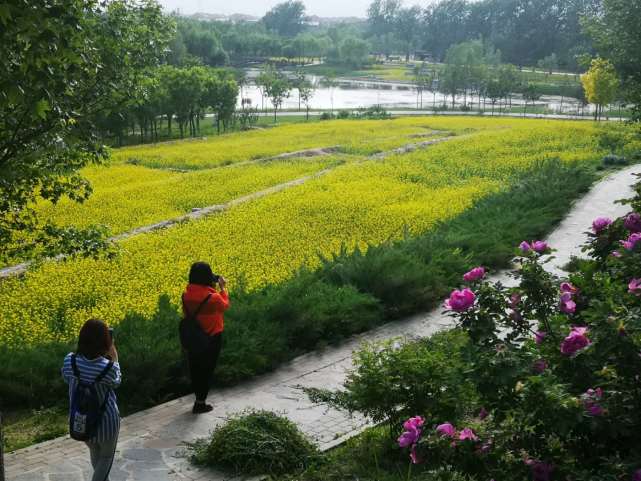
[108,328,114,342]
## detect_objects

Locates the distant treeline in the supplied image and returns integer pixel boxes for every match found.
[166,0,601,72]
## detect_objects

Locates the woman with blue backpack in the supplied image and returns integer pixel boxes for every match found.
[62,318,121,481]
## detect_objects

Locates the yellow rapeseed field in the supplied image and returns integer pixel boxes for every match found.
[0,117,603,347]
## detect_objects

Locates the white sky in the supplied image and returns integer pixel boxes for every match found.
[158,0,408,19]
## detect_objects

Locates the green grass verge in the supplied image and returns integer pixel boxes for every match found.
[1,160,600,452]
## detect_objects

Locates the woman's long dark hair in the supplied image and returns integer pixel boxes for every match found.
[77,318,111,359]
[189,261,216,286]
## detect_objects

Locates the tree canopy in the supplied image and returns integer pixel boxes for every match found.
[262,1,307,38]
[0,0,174,263]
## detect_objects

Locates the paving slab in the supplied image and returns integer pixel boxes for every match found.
[5,165,640,481]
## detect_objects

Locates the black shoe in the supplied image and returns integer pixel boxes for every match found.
[192,402,213,414]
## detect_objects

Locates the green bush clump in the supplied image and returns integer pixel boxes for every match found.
[190,410,318,476]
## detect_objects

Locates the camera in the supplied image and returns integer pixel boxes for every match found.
[212,274,220,284]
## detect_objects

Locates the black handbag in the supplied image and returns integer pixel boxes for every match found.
[179,293,212,355]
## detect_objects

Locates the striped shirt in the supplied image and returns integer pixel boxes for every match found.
[62,353,122,443]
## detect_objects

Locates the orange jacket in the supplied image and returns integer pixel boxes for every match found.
[182,283,230,335]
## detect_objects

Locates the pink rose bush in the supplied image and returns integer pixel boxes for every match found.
[333,184,641,480]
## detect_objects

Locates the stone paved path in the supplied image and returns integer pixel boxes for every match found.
[5,165,640,481]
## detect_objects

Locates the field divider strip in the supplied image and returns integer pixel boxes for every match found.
[0,135,456,280]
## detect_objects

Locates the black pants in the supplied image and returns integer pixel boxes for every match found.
[188,333,223,402]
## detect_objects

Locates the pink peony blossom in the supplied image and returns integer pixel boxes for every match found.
[436,423,456,438]
[592,217,612,233]
[478,407,489,420]
[458,428,478,442]
[629,279,641,296]
[559,296,576,314]
[624,212,641,233]
[531,241,549,253]
[444,288,476,312]
[560,326,591,356]
[463,266,486,282]
[533,359,548,373]
[535,331,547,344]
[612,250,623,258]
[560,282,578,295]
[519,241,532,252]
[633,469,641,481]
[398,416,425,448]
[621,233,641,250]
[398,427,420,448]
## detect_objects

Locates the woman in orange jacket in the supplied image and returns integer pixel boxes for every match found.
[182,261,230,414]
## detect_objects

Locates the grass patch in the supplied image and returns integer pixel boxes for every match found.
[189,410,318,476]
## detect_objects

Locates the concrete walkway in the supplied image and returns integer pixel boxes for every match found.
[5,165,640,481]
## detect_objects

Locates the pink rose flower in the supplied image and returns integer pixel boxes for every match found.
[444,288,476,312]
[560,282,578,295]
[458,427,478,442]
[624,212,641,233]
[535,331,547,344]
[403,416,425,431]
[559,295,576,314]
[621,232,641,250]
[436,423,456,438]
[463,266,486,282]
[560,326,590,356]
[398,427,420,448]
[629,279,641,296]
[533,359,548,373]
[398,416,425,448]
[531,241,549,253]
[592,217,612,233]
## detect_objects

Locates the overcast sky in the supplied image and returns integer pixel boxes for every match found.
[158,0,390,19]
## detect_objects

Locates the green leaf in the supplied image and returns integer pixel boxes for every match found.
[34,99,51,120]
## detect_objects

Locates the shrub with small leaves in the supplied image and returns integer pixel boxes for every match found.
[189,410,319,476]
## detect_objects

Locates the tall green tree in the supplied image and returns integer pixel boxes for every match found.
[584,0,641,119]
[0,0,174,263]
[262,1,307,38]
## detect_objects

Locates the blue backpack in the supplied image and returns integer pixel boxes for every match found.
[69,354,113,441]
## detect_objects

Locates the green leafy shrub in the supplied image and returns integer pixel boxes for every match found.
[190,410,318,476]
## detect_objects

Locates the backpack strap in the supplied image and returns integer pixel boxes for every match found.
[71,353,80,380]
[94,361,114,384]
[71,354,113,384]
[182,293,213,321]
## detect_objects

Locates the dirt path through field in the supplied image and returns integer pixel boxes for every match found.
[5,164,640,481]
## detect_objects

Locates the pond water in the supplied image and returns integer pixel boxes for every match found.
[239,73,592,115]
